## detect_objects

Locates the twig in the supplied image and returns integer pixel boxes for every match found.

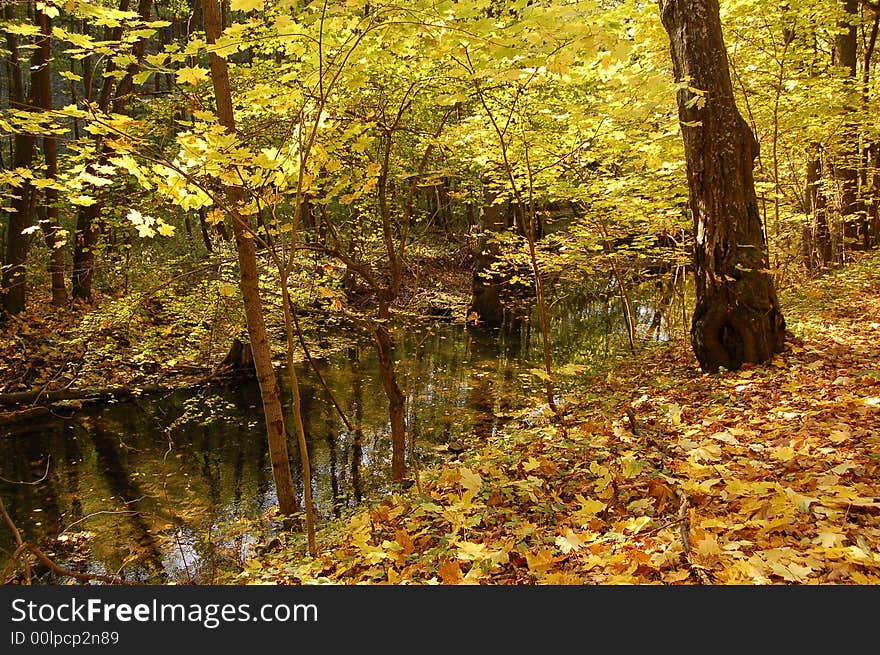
[1,496,127,585]
[624,408,711,584]
[61,509,140,534]
[675,489,712,585]
[0,457,51,485]
[0,496,30,583]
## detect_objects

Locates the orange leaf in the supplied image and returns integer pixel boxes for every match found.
[438,558,463,584]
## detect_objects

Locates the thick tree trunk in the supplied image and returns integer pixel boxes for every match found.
[203,0,300,518]
[660,0,785,372]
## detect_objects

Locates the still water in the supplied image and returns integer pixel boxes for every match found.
[0,274,689,582]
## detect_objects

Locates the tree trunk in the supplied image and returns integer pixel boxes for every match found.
[71,0,152,301]
[833,0,861,253]
[871,146,880,245]
[469,181,514,327]
[1,12,35,317]
[33,8,67,306]
[203,0,299,518]
[804,144,832,269]
[660,0,785,373]
[374,301,406,482]
[71,203,100,301]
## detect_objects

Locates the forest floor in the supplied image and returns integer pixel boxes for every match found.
[241,253,880,585]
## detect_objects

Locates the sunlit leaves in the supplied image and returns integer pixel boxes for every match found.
[127,209,176,238]
[230,0,265,11]
[176,66,210,86]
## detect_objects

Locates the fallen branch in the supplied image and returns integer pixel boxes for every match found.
[0,384,176,407]
[0,496,125,585]
[0,368,238,410]
[21,543,126,585]
[675,489,713,585]
[0,407,51,426]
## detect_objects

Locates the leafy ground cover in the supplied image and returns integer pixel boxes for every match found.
[244,254,880,585]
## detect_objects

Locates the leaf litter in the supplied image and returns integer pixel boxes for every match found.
[243,256,880,584]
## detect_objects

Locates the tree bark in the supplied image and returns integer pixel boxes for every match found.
[833,0,861,253]
[33,8,67,307]
[203,0,299,518]
[1,6,35,317]
[660,0,785,372]
[469,181,515,327]
[804,144,832,269]
[373,301,406,482]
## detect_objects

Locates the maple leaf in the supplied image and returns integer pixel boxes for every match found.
[459,467,482,496]
[455,540,488,561]
[395,529,415,556]
[437,559,463,584]
[525,548,558,574]
[176,66,210,86]
[156,221,176,237]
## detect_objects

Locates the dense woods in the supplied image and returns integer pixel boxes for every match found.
[1,0,879,586]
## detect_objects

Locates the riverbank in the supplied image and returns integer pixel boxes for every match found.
[0,249,472,414]
[241,253,880,585]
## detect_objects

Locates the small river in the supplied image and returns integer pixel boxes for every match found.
[0,273,690,583]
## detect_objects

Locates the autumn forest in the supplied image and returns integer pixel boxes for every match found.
[0,0,879,586]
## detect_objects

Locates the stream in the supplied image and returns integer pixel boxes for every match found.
[0,272,690,583]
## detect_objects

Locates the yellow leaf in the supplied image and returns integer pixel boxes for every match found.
[828,426,851,444]
[772,446,796,462]
[206,209,225,225]
[455,540,487,560]
[664,569,692,583]
[176,66,210,86]
[708,430,739,445]
[230,0,264,10]
[667,403,682,426]
[525,548,557,574]
[695,533,721,559]
[573,494,606,525]
[459,467,482,496]
[539,572,583,585]
[522,457,541,472]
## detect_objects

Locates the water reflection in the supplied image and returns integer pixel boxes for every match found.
[0,273,690,582]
